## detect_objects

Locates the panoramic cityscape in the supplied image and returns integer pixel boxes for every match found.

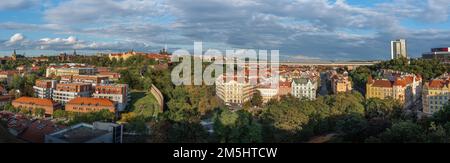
[0,0,450,147]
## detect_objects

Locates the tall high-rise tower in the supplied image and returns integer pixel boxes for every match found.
[391,39,407,59]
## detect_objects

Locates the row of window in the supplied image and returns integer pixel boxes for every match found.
[70,107,110,112]
[428,96,449,100]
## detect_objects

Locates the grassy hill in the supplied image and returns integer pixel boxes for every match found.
[129,91,161,118]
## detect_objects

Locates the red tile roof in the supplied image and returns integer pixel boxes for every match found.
[279,81,292,87]
[146,54,170,59]
[372,80,392,88]
[67,97,115,107]
[393,79,407,87]
[19,120,65,143]
[13,97,56,106]
[429,80,448,89]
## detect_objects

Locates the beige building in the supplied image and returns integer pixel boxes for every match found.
[46,63,96,78]
[366,71,422,108]
[257,85,278,104]
[331,72,353,94]
[422,73,450,115]
[108,50,146,61]
[391,39,407,59]
[215,75,255,105]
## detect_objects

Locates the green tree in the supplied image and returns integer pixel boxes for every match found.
[213,109,262,143]
[378,121,425,143]
[33,108,46,118]
[53,110,68,119]
[426,122,449,143]
[262,100,309,142]
[336,114,368,142]
[250,90,263,107]
[365,98,403,120]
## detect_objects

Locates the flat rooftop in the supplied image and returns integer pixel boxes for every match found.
[51,125,109,143]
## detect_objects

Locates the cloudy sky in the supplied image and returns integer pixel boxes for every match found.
[0,0,450,60]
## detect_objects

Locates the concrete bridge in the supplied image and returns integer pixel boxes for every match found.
[216,60,380,69]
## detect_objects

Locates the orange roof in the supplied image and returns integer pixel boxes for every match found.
[67,97,115,106]
[393,79,407,87]
[429,80,448,89]
[13,97,56,106]
[279,81,292,87]
[372,80,392,88]
[146,54,170,59]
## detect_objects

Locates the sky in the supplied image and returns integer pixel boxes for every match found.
[0,0,450,60]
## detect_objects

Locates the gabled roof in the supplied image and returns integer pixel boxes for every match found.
[13,97,56,106]
[292,77,315,85]
[429,79,449,89]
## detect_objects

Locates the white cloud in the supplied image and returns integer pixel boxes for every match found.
[0,0,41,10]
[1,0,450,59]
[8,33,25,44]
[44,0,167,24]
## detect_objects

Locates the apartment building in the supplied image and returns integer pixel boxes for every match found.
[52,83,93,105]
[33,80,57,99]
[330,72,353,94]
[291,76,318,100]
[422,73,450,115]
[215,75,255,105]
[278,81,292,96]
[93,84,130,111]
[391,39,408,59]
[366,70,422,108]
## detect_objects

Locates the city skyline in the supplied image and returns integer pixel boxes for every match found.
[1,0,450,60]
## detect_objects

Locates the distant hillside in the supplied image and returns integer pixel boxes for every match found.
[0,125,23,143]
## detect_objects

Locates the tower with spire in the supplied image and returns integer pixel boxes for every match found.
[12,49,17,60]
[11,49,25,61]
